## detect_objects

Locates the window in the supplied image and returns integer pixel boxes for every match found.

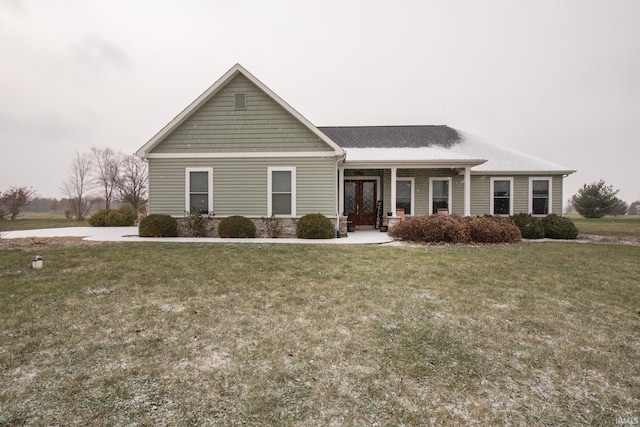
[185,168,213,214]
[530,177,552,215]
[396,178,414,216]
[430,178,451,214]
[268,167,296,216]
[234,93,246,110]
[490,178,513,215]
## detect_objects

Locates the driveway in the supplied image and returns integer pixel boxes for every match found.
[2,227,394,245]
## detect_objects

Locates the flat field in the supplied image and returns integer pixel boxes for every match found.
[570,215,640,237]
[2,212,88,231]
[1,241,638,425]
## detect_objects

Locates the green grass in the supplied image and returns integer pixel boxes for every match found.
[1,212,89,231]
[570,215,640,237]
[1,242,638,425]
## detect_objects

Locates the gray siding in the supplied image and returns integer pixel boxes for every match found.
[149,157,336,217]
[471,174,565,216]
[152,74,333,154]
[362,170,567,217]
[379,169,459,216]
[470,175,490,216]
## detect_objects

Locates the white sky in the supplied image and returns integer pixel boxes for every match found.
[1,0,639,203]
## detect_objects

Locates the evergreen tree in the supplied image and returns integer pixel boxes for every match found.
[571,180,620,218]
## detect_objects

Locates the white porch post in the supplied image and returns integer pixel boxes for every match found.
[390,167,397,215]
[464,166,471,216]
[338,166,345,217]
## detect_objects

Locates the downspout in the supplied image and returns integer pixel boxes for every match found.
[336,151,346,222]
[464,166,471,216]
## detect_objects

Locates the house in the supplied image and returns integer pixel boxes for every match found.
[136,64,575,236]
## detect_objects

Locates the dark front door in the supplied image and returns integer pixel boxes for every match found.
[344,180,377,226]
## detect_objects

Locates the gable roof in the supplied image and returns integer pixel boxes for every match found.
[319,125,575,174]
[136,64,344,158]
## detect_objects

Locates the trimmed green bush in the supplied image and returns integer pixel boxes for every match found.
[511,213,545,239]
[296,213,335,239]
[89,207,137,227]
[389,215,521,244]
[139,214,177,237]
[218,216,256,238]
[88,210,109,227]
[541,214,579,239]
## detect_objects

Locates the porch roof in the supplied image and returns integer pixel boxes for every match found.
[319,125,575,174]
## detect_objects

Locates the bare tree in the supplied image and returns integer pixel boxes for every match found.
[92,147,122,211]
[0,186,37,220]
[61,151,95,221]
[117,154,148,212]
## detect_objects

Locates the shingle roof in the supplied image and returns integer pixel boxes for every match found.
[318,125,574,174]
[318,125,461,149]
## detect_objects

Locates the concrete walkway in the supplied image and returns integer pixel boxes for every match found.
[2,227,394,245]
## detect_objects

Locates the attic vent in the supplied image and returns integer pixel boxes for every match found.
[234,93,246,110]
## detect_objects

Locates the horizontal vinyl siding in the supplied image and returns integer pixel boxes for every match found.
[471,174,566,216]
[552,175,564,215]
[470,176,490,216]
[513,176,530,214]
[379,169,458,216]
[149,157,336,217]
[152,75,332,154]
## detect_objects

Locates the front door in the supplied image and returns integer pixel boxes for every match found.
[344,180,377,226]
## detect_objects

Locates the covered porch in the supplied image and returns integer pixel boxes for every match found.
[337,159,485,231]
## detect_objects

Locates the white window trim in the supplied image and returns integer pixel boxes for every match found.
[429,177,452,215]
[396,177,415,216]
[529,177,553,216]
[268,166,296,217]
[490,177,514,216]
[185,167,213,214]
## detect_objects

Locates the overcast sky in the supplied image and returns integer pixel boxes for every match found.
[1,0,639,204]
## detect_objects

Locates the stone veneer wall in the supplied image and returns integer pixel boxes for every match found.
[177,216,347,238]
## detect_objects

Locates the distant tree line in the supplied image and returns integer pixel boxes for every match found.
[60,148,148,221]
[0,149,148,222]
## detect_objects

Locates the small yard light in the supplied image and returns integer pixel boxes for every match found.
[31,255,44,269]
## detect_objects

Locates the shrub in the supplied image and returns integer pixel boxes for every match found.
[88,210,109,227]
[139,214,177,237]
[389,215,521,244]
[463,216,521,244]
[511,213,545,239]
[89,207,137,227]
[296,213,335,239]
[541,214,579,239]
[184,209,210,237]
[218,216,256,238]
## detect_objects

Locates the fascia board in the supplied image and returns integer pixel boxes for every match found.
[471,169,577,175]
[342,159,487,169]
[146,151,340,159]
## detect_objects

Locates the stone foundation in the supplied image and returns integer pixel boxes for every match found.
[176,216,344,238]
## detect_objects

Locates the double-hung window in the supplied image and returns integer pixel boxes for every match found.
[396,178,414,216]
[185,168,213,214]
[268,167,296,216]
[530,177,552,215]
[430,177,451,214]
[491,178,513,215]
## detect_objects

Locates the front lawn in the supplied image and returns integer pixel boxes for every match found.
[571,215,640,237]
[1,242,638,425]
